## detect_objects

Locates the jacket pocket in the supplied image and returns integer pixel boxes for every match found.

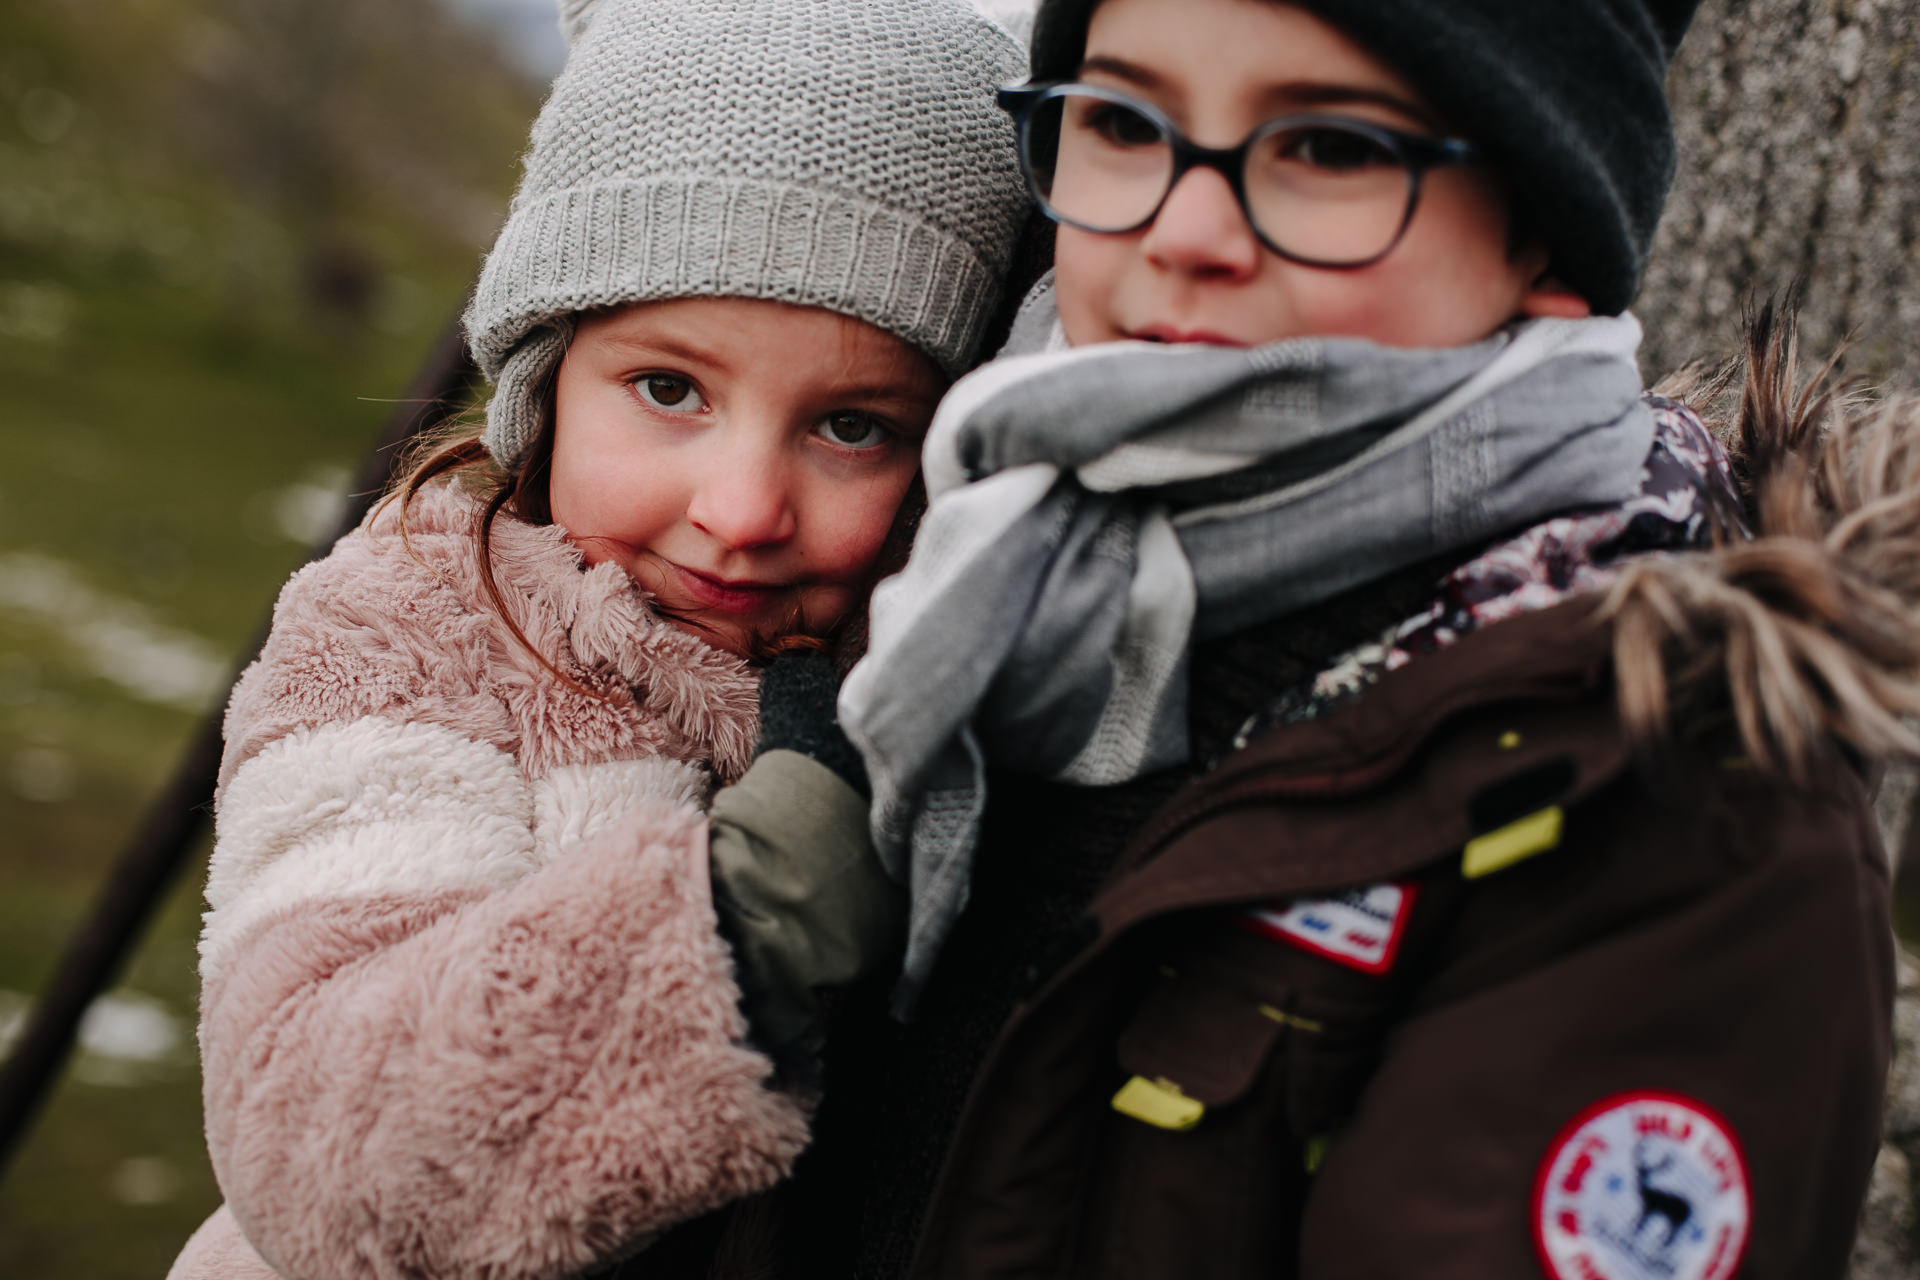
[1078,925,1388,1280]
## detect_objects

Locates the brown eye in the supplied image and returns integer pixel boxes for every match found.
[815,412,890,449]
[1280,125,1399,173]
[1083,100,1162,148]
[634,374,705,412]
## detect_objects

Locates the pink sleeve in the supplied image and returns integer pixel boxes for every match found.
[199,801,810,1280]
[166,1204,284,1280]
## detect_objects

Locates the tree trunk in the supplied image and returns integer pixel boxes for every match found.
[1637,6,1920,1275]
[1645,0,1920,886]
[1641,0,1920,384]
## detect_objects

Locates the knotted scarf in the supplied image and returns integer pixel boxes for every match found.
[839,279,1655,1010]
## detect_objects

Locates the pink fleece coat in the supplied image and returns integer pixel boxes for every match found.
[168,481,811,1280]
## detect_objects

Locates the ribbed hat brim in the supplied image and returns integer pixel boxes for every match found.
[467,176,1005,381]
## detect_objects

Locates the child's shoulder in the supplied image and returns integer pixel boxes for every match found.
[279,478,583,638]
[320,476,487,590]
[217,480,530,792]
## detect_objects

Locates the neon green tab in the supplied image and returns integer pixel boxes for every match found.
[1304,1133,1333,1174]
[1258,1003,1325,1034]
[1112,1075,1206,1131]
[1461,805,1564,879]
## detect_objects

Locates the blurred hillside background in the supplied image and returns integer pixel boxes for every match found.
[1,0,1918,1275]
[0,0,555,1270]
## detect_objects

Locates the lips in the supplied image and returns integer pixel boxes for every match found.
[665,561,790,614]
[1127,325,1248,347]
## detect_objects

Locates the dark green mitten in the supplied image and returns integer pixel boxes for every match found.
[709,654,900,1083]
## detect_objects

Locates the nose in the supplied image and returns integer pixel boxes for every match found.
[685,428,798,551]
[1140,165,1261,279]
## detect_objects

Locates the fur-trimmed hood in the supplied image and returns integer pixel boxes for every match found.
[1608,304,1920,782]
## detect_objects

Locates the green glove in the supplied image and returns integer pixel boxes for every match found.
[709,655,902,1082]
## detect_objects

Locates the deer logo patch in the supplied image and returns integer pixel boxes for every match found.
[1533,1091,1749,1280]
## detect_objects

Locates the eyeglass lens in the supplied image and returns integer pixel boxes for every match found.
[1024,88,1418,267]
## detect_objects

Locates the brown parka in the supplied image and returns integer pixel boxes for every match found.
[885,317,1920,1280]
[908,593,1889,1278]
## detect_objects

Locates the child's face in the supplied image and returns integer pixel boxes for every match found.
[1052,0,1589,350]
[549,298,942,654]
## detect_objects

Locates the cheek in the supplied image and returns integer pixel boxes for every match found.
[791,474,910,634]
[1371,184,1535,342]
[549,433,683,551]
[800,468,916,579]
[547,443,590,530]
[1287,237,1528,349]
[548,447,617,540]
[1053,228,1128,345]
[549,379,699,549]
[548,391,612,535]
[1273,271,1402,342]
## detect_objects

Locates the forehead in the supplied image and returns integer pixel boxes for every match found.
[575,297,942,394]
[1080,0,1438,129]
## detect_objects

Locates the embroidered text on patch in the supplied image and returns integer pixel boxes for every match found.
[1240,883,1413,975]
[1533,1091,1750,1280]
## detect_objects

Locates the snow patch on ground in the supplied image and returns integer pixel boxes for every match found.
[0,551,226,712]
[0,987,189,1088]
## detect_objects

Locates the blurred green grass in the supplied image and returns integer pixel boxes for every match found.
[0,0,538,1271]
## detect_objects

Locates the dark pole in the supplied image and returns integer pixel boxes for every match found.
[0,317,477,1177]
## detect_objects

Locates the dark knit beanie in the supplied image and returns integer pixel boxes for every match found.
[1029,0,1700,317]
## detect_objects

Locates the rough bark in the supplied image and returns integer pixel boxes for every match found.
[1641,0,1920,386]
[1650,12,1920,1273]
[1856,952,1920,1278]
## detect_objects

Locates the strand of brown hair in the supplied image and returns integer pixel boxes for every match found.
[377,413,609,699]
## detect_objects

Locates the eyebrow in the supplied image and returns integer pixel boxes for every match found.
[1077,54,1171,94]
[594,330,733,370]
[1077,55,1441,132]
[590,328,939,410]
[833,383,941,406]
[1271,84,1441,130]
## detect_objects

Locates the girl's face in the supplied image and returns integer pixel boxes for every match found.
[549,298,943,654]
[1053,0,1590,350]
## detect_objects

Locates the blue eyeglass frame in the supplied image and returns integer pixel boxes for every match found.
[995,81,1482,270]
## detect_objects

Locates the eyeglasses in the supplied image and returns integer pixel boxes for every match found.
[996,82,1481,269]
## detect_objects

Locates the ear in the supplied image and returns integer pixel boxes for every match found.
[1509,239,1591,319]
[1505,235,1592,320]
[1520,276,1593,320]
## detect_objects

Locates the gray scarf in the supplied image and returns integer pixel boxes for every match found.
[839,279,1654,1010]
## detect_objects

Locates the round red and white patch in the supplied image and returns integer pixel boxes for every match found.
[1532,1091,1750,1280]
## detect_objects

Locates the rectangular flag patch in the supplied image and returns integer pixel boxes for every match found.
[1240,883,1414,975]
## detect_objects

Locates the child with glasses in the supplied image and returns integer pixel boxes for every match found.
[779,0,1910,1275]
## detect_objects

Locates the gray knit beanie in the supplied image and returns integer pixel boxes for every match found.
[466,0,1032,470]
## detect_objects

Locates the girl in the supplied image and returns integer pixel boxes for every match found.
[167,1,1030,1277]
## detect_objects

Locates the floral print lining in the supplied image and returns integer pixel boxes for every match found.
[1231,395,1740,749]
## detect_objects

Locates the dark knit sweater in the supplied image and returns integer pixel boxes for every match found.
[784,559,1458,1278]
